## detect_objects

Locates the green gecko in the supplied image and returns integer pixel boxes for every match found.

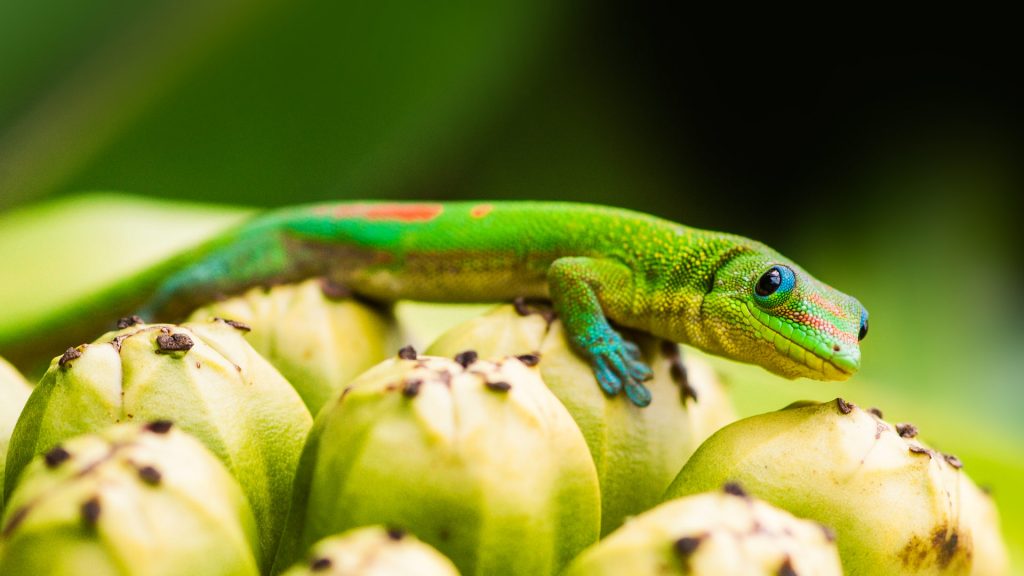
[3,201,867,406]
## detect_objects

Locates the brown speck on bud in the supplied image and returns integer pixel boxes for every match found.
[319,277,352,300]
[145,420,174,434]
[818,523,836,542]
[673,535,702,557]
[777,557,798,576]
[310,557,333,571]
[386,527,406,541]
[454,350,478,368]
[868,407,884,418]
[214,317,251,332]
[397,345,417,360]
[402,379,423,398]
[836,397,854,414]
[669,361,685,383]
[682,384,699,403]
[723,482,748,498]
[485,381,512,392]
[670,360,698,403]
[156,333,194,354]
[110,334,129,352]
[81,497,102,526]
[44,446,71,468]
[138,465,162,485]
[516,353,541,367]
[437,370,452,386]
[116,315,144,329]
[512,297,531,316]
[2,507,29,538]
[58,347,82,368]
[660,339,680,359]
[909,445,932,457]
[896,423,919,438]
[943,454,963,469]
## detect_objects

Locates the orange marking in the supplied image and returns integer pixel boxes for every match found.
[470,203,494,218]
[806,291,848,319]
[332,203,443,222]
[791,312,857,344]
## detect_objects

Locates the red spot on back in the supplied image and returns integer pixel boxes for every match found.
[332,203,443,222]
[470,203,494,218]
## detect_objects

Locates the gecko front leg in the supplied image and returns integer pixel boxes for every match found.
[547,257,653,406]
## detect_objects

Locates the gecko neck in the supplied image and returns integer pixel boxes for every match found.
[627,229,755,349]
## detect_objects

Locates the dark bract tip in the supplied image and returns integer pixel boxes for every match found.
[454,350,478,368]
[116,315,144,329]
[723,482,748,498]
[145,420,174,434]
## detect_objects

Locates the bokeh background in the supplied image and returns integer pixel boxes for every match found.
[1,2,1021,569]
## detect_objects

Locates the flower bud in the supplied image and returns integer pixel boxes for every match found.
[426,304,735,534]
[0,422,259,575]
[5,320,312,569]
[274,354,600,576]
[565,486,842,575]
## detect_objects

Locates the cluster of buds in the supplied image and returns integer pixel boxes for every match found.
[0,289,1010,575]
[3,319,311,569]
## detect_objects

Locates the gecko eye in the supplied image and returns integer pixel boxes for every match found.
[755,267,782,296]
[858,309,869,341]
[753,265,795,306]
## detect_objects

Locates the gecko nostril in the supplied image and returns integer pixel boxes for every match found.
[833,344,841,352]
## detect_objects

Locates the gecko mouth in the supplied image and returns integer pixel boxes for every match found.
[744,302,859,380]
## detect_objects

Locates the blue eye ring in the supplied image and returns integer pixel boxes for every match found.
[858,309,869,341]
[753,265,796,307]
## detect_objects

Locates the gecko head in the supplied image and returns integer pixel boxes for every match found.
[700,250,867,381]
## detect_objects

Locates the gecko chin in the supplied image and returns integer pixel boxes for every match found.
[742,301,860,381]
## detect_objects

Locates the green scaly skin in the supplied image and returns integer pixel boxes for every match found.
[2,201,867,406]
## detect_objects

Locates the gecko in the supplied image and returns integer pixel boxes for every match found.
[1,201,868,406]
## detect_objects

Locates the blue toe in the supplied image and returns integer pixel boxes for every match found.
[625,382,652,407]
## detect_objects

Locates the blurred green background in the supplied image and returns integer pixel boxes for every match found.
[1,1,1021,569]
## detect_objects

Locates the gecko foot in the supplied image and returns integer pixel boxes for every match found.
[583,329,654,407]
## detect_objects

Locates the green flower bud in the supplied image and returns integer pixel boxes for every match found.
[665,399,987,575]
[565,485,843,575]
[281,526,460,576]
[426,304,736,534]
[274,354,600,576]
[5,320,312,570]
[0,422,259,575]
[1,356,32,508]
[188,279,400,414]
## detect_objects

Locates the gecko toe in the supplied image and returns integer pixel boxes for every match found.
[594,357,624,396]
[624,381,652,407]
[628,360,654,382]
[622,339,643,360]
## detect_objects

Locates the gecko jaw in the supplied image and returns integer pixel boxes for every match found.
[744,302,859,380]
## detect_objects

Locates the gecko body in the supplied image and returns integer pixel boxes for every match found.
[5,201,869,405]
